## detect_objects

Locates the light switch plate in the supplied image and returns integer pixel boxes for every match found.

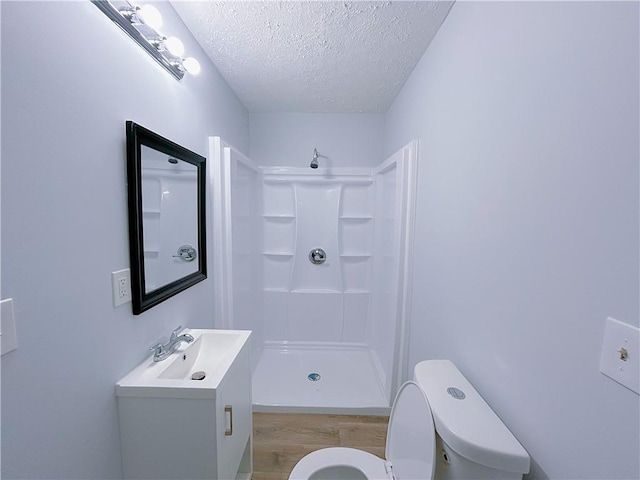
[1,298,18,355]
[599,317,639,394]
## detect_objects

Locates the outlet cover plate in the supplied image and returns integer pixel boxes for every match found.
[599,317,639,394]
[111,269,132,307]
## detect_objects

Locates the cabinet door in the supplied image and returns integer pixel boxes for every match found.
[216,343,252,480]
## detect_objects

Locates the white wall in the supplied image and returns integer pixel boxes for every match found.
[385,2,639,479]
[1,2,248,478]
[249,113,384,167]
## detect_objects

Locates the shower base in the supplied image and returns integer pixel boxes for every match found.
[252,342,390,415]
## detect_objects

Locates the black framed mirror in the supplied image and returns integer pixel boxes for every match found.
[126,121,207,314]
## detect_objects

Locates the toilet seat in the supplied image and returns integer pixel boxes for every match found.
[288,447,391,480]
[289,382,436,480]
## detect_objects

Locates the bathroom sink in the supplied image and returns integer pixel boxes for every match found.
[116,329,251,399]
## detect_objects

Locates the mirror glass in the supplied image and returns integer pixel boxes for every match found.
[141,145,199,292]
[126,121,207,314]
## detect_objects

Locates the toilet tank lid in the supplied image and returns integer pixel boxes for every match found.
[413,360,530,474]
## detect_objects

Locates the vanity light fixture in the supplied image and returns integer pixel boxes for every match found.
[165,36,185,57]
[182,57,201,75]
[92,0,201,81]
[136,4,163,30]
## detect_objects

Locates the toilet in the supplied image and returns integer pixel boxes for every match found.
[289,360,530,480]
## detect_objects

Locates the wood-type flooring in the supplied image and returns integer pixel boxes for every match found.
[252,412,389,480]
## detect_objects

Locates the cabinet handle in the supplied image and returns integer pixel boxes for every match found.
[224,405,233,436]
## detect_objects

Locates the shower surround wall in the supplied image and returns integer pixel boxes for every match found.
[258,169,393,412]
[217,136,416,412]
[212,138,264,366]
[257,170,393,412]
[261,171,374,344]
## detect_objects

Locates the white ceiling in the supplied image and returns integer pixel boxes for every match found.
[172,1,454,113]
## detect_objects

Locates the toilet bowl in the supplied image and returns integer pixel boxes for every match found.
[289,360,530,480]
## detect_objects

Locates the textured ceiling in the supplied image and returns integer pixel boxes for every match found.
[172,1,454,113]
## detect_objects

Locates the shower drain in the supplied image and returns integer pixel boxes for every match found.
[307,373,321,381]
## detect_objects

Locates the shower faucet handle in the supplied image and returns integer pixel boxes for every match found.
[309,248,327,265]
[173,245,197,262]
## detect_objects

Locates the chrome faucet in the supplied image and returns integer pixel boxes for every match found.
[150,325,194,362]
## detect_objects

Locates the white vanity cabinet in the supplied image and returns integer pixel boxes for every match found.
[116,330,252,480]
[215,346,252,480]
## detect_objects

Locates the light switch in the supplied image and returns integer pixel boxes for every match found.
[1,298,18,355]
[599,317,639,394]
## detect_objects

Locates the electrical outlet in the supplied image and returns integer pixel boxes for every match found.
[118,276,128,298]
[112,269,132,307]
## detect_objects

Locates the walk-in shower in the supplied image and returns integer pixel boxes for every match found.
[210,137,417,413]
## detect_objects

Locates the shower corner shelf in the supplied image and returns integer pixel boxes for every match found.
[263,287,289,293]
[143,210,161,215]
[263,177,291,185]
[291,288,341,294]
[262,251,294,257]
[339,254,372,258]
[263,214,295,220]
[339,215,373,220]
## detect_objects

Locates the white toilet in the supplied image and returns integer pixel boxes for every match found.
[289,360,530,480]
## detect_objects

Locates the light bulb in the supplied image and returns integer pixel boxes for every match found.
[137,4,163,30]
[183,57,201,75]
[165,36,185,57]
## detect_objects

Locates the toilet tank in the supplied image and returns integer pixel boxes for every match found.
[413,360,530,480]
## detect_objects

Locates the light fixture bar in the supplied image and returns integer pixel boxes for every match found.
[92,0,185,81]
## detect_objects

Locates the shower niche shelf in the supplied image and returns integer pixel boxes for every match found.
[340,184,373,218]
[263,182,295,218]
[263,287,289,293]
[339,218,373,257]
[143,242,160,253]
[340,256,372,292]
[263,254,293,292]
[263,216,295,254]
[263,214,295,219]
[339,250,373,257]
[291,288,341,294]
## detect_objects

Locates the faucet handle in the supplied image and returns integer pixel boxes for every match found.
[170,325,183,341]
[149,342,165,357]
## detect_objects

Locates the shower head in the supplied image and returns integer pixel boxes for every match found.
[310,148,319,169]
[168,157,179,164]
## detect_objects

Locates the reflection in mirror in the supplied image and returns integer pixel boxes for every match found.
[141,146,198,292]
[126,121,207,314]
